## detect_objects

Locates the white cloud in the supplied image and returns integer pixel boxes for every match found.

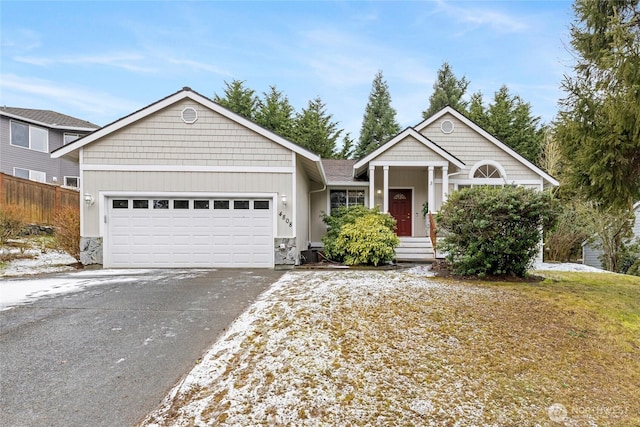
[14,53,156,73]
[0,28,41,51]
[434,0,529,34]
[166,58,233,77]
[0,74,140,124]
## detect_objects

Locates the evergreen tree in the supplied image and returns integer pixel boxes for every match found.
[293,96,342,159]
[422,62,469,118]
[468,86,543,165]
[213,79,258,120]
[354,71,401,158]
[338,133,354,160]
[255,85,295,139]
[467,91,486,125]
[555,0,640,208]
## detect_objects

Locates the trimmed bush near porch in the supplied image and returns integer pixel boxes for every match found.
[322,206,399,266]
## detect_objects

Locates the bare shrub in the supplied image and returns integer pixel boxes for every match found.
[0,204,27,245]
[54,207,80,261]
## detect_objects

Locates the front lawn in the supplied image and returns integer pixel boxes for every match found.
[142,269,640,426]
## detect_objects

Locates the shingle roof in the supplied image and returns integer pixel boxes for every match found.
[321,159,359,183]
[0,107,99,129]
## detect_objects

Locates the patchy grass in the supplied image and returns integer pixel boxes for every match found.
[141,270,640,427]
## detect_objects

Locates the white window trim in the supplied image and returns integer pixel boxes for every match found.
[327,188,367,213]
[10,120,49,153]
[14,167,46,183]
[468,160,507,180]
[64,176,80,188]
[63,133,82,145]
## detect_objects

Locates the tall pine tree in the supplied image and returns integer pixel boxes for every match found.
[214,79,258,120]
[468,86,543,165]
[555,0,640,208]
[354,71,400,158]
[293,96,342,159]
[422,62,469,118]
[255,85,295,139]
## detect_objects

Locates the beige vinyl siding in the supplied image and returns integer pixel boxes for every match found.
[375,135,448,163]
[420,113,540,181]
[82,100,292,167]
[83,170,292,236]
[310,190,327,243]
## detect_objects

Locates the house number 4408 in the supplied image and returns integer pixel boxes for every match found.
[279,211,293,228]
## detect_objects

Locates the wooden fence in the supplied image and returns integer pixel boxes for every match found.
[0,173,80,225]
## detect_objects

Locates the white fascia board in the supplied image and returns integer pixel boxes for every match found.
[416,106,560,187]
[369,160,451,168]
[326,181,370,187]
[1,111,98,132]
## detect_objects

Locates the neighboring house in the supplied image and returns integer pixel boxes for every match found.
[0,107,99,187]
[52,87,558,268]
[582,202,640,269]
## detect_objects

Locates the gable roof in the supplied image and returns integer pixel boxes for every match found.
[415,106,559,186]
[353,127,465,177]
[52,87,326,183]
[0,107,99,131]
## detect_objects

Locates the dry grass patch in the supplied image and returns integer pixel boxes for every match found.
[142,270,640,426]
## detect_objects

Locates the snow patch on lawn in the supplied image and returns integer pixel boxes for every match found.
[1,248,77,277]
[533,261,612,273]
[141,271,490,426]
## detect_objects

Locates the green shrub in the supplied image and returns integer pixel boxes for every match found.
[322,205,398,265]
[54,207,80,262]
[0,204,27,245]
[436,186,555,277]
[333,214,400,266]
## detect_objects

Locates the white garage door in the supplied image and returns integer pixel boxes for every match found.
[106,197,274,268]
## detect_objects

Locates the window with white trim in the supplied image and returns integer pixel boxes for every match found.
[330,189,365,213]
[64,176,80,188]
[473,164,502,178]
[10,120,49,152]
[64,133,82,145]
[14,167,46,183]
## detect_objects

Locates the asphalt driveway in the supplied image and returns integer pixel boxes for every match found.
[0,268,283,427]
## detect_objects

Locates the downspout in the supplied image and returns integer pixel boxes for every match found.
[308,182,327,246]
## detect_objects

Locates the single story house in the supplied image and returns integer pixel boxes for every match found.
[582,202,640,269]
[52,87,558,268]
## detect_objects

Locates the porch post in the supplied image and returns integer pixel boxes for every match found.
[428,166,435,213]
[442,165,449,206]
[369,165,375,208]
[383,166,389,213]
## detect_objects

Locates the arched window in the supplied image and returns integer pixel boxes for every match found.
[474,164,501,178]
[469,161,507,180]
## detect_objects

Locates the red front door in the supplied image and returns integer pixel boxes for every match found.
[389,189,412,236]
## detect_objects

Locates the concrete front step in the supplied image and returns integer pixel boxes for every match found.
[396,237,435,262]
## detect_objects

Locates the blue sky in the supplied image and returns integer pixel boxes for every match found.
[1,0,574,140]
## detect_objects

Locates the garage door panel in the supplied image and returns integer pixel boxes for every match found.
[107,196,275,268]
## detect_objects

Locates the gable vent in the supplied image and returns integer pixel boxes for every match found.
[181,107,198,124]
[440,119,454,134]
